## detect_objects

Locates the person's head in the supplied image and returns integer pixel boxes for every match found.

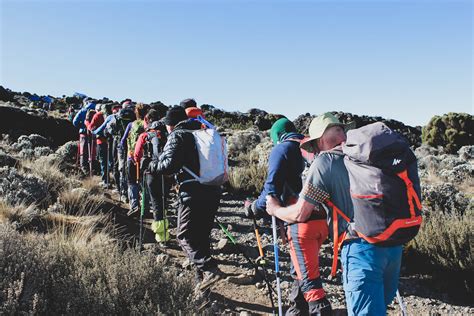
[180,98,197,109]
[135,103,150,120]
[270,117,297,145]
[300,112,352,153]
[164,106,188,132]
[112,104,122,114]
[145,109,161,124]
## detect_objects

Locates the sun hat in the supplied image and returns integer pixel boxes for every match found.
[300,112,354,153]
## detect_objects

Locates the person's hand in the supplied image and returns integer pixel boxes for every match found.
[266,195,281,216]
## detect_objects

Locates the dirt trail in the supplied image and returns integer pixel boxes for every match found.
[104,190,473,315]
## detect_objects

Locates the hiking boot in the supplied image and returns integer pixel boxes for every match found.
[197,267,224,291]
[308,297,332,316]
[127,207,139,216]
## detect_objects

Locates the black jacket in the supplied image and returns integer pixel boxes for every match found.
[148,119,201,182]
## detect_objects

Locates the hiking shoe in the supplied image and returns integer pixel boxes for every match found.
[198,267,224,291]
[127,207,139,216]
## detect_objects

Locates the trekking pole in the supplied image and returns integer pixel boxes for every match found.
[215,218,276,311]
[396,289,407,316]
[88,132,93,177]
[271,215,283,316]
[161,174,167,242]
[105,141,109,186]
[138,173,146,251]
[252,216,276,312]
[76,136,80,167]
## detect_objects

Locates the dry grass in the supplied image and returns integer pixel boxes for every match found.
[20,158,75,203]
[57,188,103,216]
[81,177,103,195]
[408,210,473,272]
[228,164,268,196]
[0,223,197,314]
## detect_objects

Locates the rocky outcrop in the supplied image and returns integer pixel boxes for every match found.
[293,111,423,148]
[0,105,77,147]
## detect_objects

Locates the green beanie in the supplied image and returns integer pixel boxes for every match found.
[270,117,297,145]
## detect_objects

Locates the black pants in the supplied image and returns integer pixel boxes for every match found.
[146,173,170,221]
[177,183,221,272]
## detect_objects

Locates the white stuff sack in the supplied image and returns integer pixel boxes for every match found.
[183,128,228,186]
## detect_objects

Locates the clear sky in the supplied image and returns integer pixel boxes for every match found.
[1,0,472,126]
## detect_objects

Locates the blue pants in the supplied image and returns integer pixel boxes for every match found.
[341,239,403,316]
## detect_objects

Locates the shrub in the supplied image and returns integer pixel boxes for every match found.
[409,211,473,273]
[422,112,474,154]
[0,223,198,314]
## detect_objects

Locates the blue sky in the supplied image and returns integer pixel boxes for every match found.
[1,0,472,126]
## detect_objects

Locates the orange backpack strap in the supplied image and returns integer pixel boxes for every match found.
[397,170,422,218]
[326,200,351,277]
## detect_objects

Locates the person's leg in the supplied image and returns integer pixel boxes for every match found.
[127,159,139,211]
[98,143,107,183]
[340,239,386,316]
[79,134,89,173]
[383,245,403,306]
[288,220,331,316]
[118,147,128,199]
[148,174,169,243]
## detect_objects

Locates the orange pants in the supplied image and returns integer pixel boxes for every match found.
[287,219,328,302]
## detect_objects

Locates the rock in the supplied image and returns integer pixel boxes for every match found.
[280,281,290,290]
[156,254,170,265]
[0,152,18,167]
[33,146,54,157]
[0,105,77,147]
[0,166,49,206]
[415,145,441,159]
[215,238,228,250]
[55,140,78,163]
[458,145,474,161]
[227,274,254,285]
[227,129,267,158]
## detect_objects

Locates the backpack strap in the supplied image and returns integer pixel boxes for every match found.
[325,199,351,277]
[397,169,422,217]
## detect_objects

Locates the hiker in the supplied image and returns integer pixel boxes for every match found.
[106,103,136,202]
[133,109,169,244]
[85,104,109,185]
[245,118,332,316]
[148,105,223,292]
[122,103,150,215]
[72,99,96,175]
[266,112,422,315]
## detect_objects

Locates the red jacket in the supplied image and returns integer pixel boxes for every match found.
[86,112,107,144]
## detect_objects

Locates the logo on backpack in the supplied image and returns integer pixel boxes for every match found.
[392,158,401,166]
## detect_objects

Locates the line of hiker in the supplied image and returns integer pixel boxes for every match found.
[72,96,422,315]
[72,97,227,292]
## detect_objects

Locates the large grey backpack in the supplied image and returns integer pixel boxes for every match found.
[341,122,422,246]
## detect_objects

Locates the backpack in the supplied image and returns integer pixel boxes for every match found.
[326,122,422,276]
[140,129,164,172]
[182,127,228,186]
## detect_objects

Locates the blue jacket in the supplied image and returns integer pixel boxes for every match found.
[72,102,96,134]
[255,133,305,215]
[92,113,115,137]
